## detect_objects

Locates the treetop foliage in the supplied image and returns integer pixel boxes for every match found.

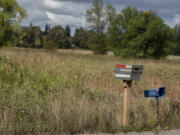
[0,0,27,23]
[86,0,116,34]
[16,23,72,49]
[0,0,27,46]
[73,27,89,49]
[107,6,178,58]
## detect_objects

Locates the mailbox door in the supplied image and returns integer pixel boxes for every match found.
[131,65,143,81]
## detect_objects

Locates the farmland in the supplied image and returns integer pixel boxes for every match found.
[0,48,180,134]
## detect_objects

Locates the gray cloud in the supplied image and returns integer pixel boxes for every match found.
[17,0,180,30]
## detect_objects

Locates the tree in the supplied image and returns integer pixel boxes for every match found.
[73,27,89,49]
[11,23,23,46]
[48,25,71,49]
[33,26,43,48]
[86,0,116,33]
[107,6,177,59]
[88,33,107,54]
[174,24,180,55]
[17,24,43,48]
[27,22,35,47]
[105,4,116,30]
[43,37,57,51]
[0,0,27,46]
[44,24,50,35]
[86,0,105,33]
[86,0,116,54]
[16,27,28,47]
[65,25,71,37]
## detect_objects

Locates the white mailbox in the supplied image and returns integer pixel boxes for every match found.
[115,64,143,81]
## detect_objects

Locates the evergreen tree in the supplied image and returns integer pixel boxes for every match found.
[28,22,35,47]
[65,25,71,37]
[44,24,50,35]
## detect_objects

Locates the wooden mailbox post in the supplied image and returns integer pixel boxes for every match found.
[115,64,143,126]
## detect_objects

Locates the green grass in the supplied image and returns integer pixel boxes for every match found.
[0,48,180,135]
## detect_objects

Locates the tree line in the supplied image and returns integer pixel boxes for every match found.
[16,23,73,49]
[0,0,180,58]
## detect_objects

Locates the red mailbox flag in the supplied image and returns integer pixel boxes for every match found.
[116,65,126,68]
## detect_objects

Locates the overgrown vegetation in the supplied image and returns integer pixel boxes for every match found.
[0,48,180,134]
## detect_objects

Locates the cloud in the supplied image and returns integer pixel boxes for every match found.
[43,0,91,17]
[166,14,180,27]
[44,0,63,9]
[46,11,86,27]
[17,0,90,30]
[17,0,180,31]
[173,14,180,25]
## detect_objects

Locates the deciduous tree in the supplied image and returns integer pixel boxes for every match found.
[175,24,180,55]
[73,27,89,49]
[108,6,177,58]
[0,0,27,46]
[88,33,107,54]
[86,0,116,33]
[48,25,71,49]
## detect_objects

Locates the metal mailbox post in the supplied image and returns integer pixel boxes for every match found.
[144,87,166,126]
[115,64,143,126]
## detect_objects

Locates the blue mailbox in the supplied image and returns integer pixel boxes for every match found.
[144,87,166,125]
[144,87,166,100]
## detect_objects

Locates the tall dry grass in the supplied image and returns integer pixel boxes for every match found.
[0,47,180,135]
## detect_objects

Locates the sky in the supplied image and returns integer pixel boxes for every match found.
[17,0,180,33]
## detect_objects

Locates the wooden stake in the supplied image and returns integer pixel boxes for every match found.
[122,80,132,126]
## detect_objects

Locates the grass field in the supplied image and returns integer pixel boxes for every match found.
[0,47,180,135]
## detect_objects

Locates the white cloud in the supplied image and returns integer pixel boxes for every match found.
[44,0,63,9]
[173,14,180,25]
[17,0,90,30]
[43,0,91,17]
[165,14,180,27]
[46,11,85,27]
